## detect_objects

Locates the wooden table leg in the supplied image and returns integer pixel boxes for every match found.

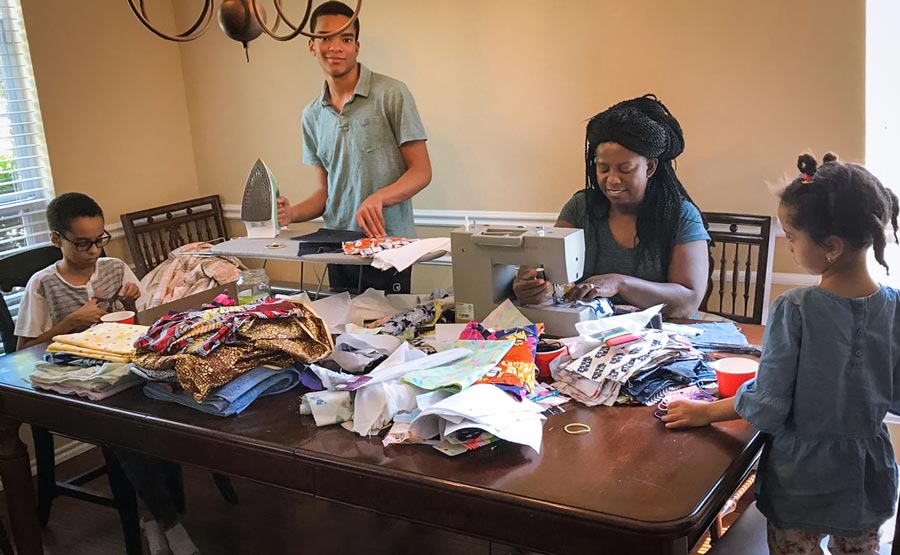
[0,416,43,555]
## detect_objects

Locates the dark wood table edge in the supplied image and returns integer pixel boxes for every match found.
[295,433,763,554]
[0,379,764,555]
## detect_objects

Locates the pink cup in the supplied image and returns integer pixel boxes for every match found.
[713,357,758,398]
[101,310,136,325]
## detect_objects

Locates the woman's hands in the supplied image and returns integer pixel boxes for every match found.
[512,266,551,305]
[563,274,624,302]
[514,270,625,304]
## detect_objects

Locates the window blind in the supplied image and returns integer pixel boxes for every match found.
[0,0,55,351]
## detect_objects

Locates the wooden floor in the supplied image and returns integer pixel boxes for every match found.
[0,448,501,555]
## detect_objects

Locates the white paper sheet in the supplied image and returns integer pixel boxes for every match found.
[574,304,664,336]
[309,292,353,331]
[429,323,468,351]
[410,384,545,453]
[335,347,471,391]
[370,237,451,272]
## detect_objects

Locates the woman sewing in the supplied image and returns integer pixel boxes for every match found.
[513,95,710,318]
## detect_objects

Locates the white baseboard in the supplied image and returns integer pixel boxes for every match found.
[0,441,96,492]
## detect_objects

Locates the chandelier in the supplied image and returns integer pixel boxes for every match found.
[127,0,362,62]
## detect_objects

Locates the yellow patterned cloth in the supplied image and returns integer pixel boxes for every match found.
[45,343,132,363]
[52,323,149,356]
[134,302,333,401]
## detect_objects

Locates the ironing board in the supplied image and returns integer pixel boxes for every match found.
[210,231,448,296]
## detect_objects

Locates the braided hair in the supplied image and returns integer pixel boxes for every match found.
[583,94,702,270]
[781,153,899,272]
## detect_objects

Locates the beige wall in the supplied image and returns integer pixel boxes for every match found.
[21,0,201,221]
[175,0,864,218]
[16,0,204,456]
[171,0,861,286]
[17,1,865,285]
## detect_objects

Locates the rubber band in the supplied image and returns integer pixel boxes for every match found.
[265,243,285,249]
[564,423,591,435]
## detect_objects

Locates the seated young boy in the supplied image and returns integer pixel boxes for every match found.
[15,192,201,555]
[15,192,143,350]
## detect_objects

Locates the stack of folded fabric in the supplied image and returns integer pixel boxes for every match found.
[143,365,303,416]
[46,322,148,363]
[551,330,699,406]
[133,299,333,402]
[32,322,149,399]
[31,362,141,400]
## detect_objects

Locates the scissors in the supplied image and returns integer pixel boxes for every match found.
[95,285,124,312]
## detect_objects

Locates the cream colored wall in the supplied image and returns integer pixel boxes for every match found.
[171,0,861,289]
[16,0,204,456]
[20,0,201,221]
[175,0,863,215]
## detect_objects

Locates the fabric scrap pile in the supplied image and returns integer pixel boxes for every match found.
[366,292,454,344]
[133,299,333,402]
[551,330,699,406]
[139,242,244,310]
[341,237,413,256]
[33,322,148,399]
[458,321,540,397]
[334,235,451,273]
[296,298,564,456]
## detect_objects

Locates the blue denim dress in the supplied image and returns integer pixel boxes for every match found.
[735,286,900,535]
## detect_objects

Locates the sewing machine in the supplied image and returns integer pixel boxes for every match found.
[451,224,593,336]
[240,158,281,239]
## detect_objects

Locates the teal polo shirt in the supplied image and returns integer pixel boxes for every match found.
[301,63,427,238]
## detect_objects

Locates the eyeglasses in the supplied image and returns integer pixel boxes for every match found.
[55,230,111,252]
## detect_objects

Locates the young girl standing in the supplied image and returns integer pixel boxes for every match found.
[663,154,900,554]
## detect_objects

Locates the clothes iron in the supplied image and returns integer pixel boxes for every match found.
[241,158,281,239]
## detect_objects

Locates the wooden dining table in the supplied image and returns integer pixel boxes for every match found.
[0,293,765,555]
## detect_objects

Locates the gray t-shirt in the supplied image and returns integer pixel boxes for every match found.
[558,190,709,283]
[14,257,143,338]
[302,64,427,238]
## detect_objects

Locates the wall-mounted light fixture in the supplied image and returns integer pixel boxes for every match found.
[127,0,362,61]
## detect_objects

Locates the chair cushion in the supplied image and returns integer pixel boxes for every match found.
[707,501,768,555]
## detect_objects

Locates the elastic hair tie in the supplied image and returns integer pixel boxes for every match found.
[564,423,591,435]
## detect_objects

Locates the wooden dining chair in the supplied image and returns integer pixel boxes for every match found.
[0,246,143,554]
[120,195,229,279]
[700,213,776,325]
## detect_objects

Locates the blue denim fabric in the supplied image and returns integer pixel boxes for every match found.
[143,366,302,417]
[625,359,714,405]
[688,322,748,346]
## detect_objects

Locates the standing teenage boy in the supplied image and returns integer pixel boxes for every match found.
[276,0,432,294]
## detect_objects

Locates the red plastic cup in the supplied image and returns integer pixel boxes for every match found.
[713,357,758,398]
[535,344,568,380]
[101,310,136,325]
